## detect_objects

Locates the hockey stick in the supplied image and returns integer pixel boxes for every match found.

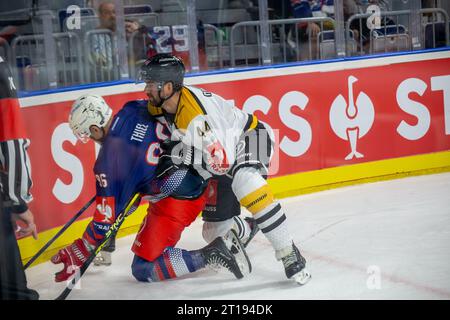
[55,193,141,300]
[23,196,96,270]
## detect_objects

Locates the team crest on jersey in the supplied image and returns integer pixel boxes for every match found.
[94,196,115,224]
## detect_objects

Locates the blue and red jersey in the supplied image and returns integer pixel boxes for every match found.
[84,100,168,245]
[83,100,168,245]
[83,100,207,246]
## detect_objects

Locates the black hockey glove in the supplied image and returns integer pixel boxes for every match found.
[156,140,195,179]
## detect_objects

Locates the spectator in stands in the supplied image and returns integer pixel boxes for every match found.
[88,1,116,81]
[97,1,116,32]
[96,0,141,37]
[285,1,323,61]
[291,1,321,36]
[90,0,209,79]
[345,0,364,47]
[88,1,147,81]
[271,1,336,61]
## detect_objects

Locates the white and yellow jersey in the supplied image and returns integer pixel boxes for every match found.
[148,85,258,177]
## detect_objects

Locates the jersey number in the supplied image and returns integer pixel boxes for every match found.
[152,25,189,53]
[95,174,108,188]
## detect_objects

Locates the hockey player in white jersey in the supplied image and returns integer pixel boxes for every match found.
[138,54,311,285]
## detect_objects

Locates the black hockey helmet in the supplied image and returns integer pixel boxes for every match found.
[139,54,185,91]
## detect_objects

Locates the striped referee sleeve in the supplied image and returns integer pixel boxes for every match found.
[0,138,33,213]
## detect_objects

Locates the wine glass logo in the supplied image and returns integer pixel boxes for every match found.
[329,76,375,160]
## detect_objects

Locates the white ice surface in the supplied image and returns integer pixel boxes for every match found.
[26,172,450,300]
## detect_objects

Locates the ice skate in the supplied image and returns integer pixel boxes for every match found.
[94,251,112,266]
[202,230,250,279]
[278,243,311,285]
[224,229,252,274]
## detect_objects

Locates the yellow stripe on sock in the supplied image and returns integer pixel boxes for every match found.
[239,184,274,214]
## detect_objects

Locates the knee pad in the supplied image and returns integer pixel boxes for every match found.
[202,219,234,243]
[232,167,274,214]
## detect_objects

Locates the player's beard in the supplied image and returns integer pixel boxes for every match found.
[147,92,163,108]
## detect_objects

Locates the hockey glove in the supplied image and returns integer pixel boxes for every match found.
[51,238,94,282]
[156,140,195,178]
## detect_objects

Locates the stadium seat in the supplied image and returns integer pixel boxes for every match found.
[424,22,449,49]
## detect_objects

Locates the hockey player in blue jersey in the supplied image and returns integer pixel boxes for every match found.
[50,94,251,284]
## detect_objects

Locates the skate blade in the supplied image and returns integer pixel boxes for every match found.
[292,269,311,285]
[223,229,252,275]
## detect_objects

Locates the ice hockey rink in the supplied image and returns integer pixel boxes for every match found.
[25,172,450,300]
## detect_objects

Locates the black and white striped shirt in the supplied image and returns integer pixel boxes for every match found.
[0,139,33,213]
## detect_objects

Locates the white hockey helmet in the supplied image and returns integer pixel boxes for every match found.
[69,94,113,143]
